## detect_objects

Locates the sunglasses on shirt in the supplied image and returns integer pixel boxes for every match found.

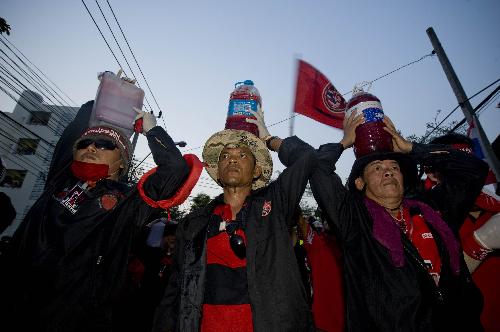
[225,222,246,259]
[76,138,117,151]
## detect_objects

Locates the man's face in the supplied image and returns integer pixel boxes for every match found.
[162,234,176,251]
[355,159,404,202]
[217,145,261,188]
[73,139,124,179]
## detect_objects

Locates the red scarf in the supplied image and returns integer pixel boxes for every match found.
[71,160,109,182]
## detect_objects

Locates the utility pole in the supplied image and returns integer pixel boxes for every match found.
[426,27,500,182]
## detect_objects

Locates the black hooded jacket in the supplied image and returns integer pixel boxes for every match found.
[309,142,487,332]
[1,120,189,332]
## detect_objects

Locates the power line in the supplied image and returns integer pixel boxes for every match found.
[0,111,55,147]
[0,48,75,124]
[0,52,72,122]
[0,77,65,135]
[0,134,49,174]
[0,61,72,131]
[131,52,438,171]
[449,84,500,133]
[93,0,154,114]
[0,35,77,107]
[0,71,68,135]
[0,38,76,118]
[106,0,166,123]
[422,77,500,141]
[0,125,53,164]
[81,0,126,74]
[0,37,77,112]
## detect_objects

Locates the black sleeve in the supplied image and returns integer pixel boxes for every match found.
[412,142,489,234]
[141,126,189,201]
[275,136,318,228]
[309,143,356,241]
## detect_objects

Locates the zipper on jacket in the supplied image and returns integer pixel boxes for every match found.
[403,240,444,302]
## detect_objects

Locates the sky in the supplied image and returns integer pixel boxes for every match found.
[1,0,499,208]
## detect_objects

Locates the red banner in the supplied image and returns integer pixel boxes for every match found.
[293,60,346,129]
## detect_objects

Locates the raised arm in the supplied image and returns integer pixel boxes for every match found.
[310,112,364,240]
[247,107,317,226]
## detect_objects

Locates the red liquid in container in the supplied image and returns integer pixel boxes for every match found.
[224,80,261,137]
[354,121,393,158]
[345,89,393,158]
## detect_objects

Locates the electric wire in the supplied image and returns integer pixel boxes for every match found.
[1,114,55,158]
[422,77,500,141]
[452,87,500,132]
[0,35,77,107]
[0,53,74,125]
[106,0,166,126]
[0,135,49,174]
[0,111,55,147]
[0,70,67,135]
[0,76,65,135]
[0,122,53,164]
[0,61,72,132]
[81,0,126,75]
[0,37,77,113]
[0,50,75,125]
[93,0,154,114]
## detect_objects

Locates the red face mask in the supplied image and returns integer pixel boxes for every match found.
[70,160,110,182]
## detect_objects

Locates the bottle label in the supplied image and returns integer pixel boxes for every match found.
[345,100,384,122]
[228,99,258,117]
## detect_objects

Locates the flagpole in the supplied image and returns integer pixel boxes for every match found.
[427,27,500,181]
[290,54,301,137]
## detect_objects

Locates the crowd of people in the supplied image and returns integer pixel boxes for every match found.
[0,92,499,332]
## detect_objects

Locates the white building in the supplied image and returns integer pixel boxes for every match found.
[0,90,78,235]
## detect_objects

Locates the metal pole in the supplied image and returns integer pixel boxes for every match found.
[426,27,500,181]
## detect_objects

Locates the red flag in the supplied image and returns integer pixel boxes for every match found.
[293,60,346,129]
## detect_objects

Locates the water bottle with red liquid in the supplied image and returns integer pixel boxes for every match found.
[345,85,393,158]
[224,80,261,136]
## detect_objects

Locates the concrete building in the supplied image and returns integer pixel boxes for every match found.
[0,90,78,235]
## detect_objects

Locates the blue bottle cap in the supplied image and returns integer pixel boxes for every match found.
[243,80,254,85]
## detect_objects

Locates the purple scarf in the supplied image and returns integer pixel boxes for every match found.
[365,197,460,275]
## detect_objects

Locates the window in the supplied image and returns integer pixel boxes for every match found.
[0,169,27,188]
[28,111,51,125]
[16,138,39,155]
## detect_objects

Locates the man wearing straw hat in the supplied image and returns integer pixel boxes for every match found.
[153,108,316,332]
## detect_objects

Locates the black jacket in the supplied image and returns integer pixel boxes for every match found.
[1,125,189,332]
[415,142,490,234]
[310,142,485,332]
[152,136,317,332]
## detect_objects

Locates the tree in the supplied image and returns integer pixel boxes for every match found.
[127,157,147,184]
[167,205,186,221]
[0,17,11,35]
[406,109,467,143]
[189,193,211,213]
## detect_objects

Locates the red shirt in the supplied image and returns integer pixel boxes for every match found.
[201,204,253,332]
[397,207,442,285]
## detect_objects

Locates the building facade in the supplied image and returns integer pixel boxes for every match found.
[0,90,78,235]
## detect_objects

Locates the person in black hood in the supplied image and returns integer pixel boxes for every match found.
[310,112,487,331]
[0,104,202,332]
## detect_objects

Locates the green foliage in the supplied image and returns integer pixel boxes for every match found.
[167,205,186,221]
[0,17,11,35]
[189,193,212,213]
